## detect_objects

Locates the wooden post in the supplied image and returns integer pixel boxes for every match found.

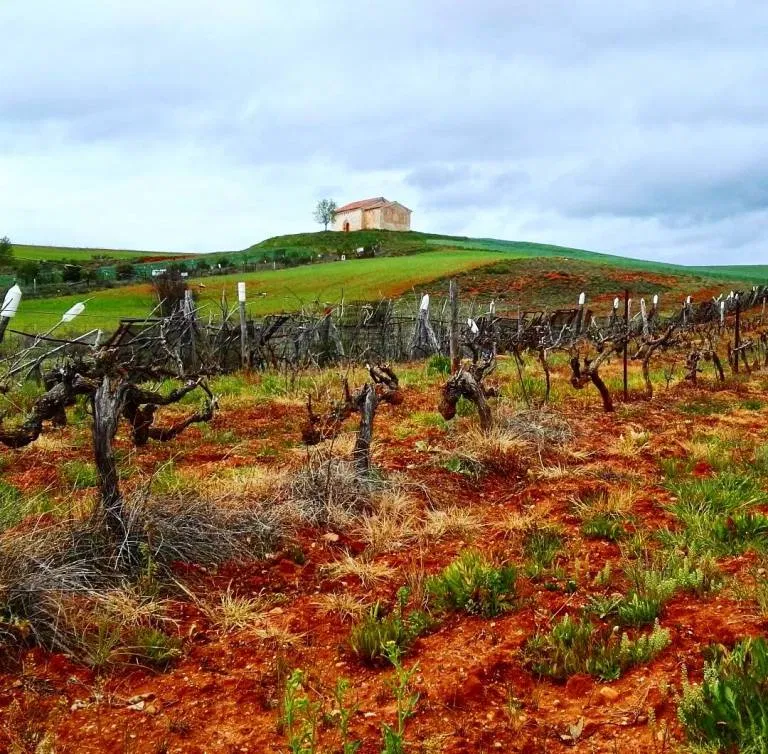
[238,281,249,369]
[734,294,741,375]
[623,289,629,401]
[449,279,460,374]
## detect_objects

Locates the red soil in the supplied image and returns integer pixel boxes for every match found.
[2,367,768,752]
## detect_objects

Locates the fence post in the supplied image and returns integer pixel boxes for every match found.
[623,289,629,401]
[449,279,460,373]
[238,282,249,369]
[734,294,741,375]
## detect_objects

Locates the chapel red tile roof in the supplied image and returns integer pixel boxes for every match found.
[335,197,390,213]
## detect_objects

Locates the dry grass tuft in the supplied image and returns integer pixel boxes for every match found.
[322,552,396,587]
[314,592,370,622]
[286,451,387,528]
[460,427,531,476]
[0,493,284,656]
[612,427,652,456]
[201,587,282,632]
[500,407,573,448]
[574,487,638,518]
[496,502,556,540]
[356,492,420,554]
[422,506,485,542]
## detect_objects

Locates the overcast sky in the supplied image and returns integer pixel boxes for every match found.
[2,1,767,265]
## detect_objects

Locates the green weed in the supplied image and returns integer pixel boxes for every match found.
[581,512,625,542]
[282,669,321,754]
[380,644,420,754]
[129,627,183,668]
[426,354,451,376]
[441,455,484,479]
[662,472,768,555]
[348,590,431,665]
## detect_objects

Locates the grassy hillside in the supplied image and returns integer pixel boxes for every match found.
[6,230,765,336]
[12,244,190,263]
[212,230,768,285]
[7,250,497,334]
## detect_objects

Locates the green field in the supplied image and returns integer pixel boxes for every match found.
[6,230,767,337]
[12,244,189,263]
[7,250,498,334]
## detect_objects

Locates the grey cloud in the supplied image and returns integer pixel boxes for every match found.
[1,0,767,263]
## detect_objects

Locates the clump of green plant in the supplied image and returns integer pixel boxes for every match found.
[523,526,564,578]
[380,643,420,754]
[426,549,517,617]
[662,472,768,555]
[678,399,730,417]
[581,512,625,542]
[592,552,721,628]
[349,589,431,665]
[130,627,183,668]
[523,614,670,681]
[441,454,484,479]
[589,592,662,628]
[0,480,23,530]
[62,459,99,489]
[426,354,451,376]
[678,637,768,753]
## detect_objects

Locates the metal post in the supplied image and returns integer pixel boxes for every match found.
[623,289,629,401]
[449,279,460,374]
[238,281,249,369]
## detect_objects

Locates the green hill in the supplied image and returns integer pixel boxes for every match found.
[12,244,189,263]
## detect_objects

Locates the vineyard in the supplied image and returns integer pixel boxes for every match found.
[2,276,768,752]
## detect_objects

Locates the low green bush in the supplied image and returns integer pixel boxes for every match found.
[678,637,768,753]
[524,614,670,681]
[426,549,517,617]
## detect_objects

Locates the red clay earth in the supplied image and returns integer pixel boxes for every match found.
[2,360,768,753]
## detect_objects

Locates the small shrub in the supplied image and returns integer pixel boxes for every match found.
[349,591,431,666]
[426,549,517,617]
[678,637,768,753]
[524,615,670,681]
